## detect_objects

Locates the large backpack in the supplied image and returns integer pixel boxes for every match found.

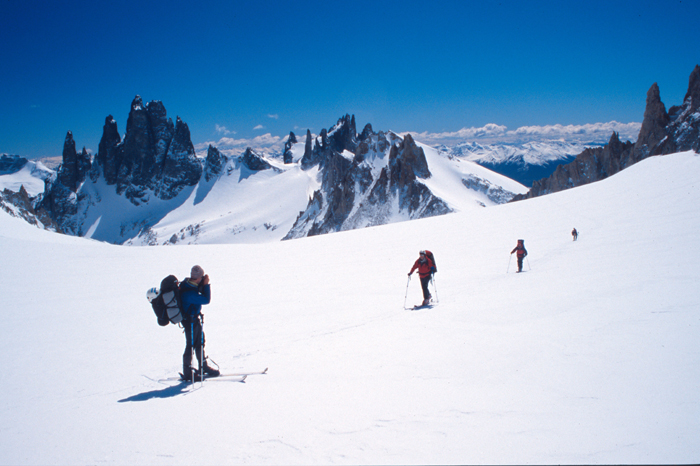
[150,275,183,326]
[424,250,437,273]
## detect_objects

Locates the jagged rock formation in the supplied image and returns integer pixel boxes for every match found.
[284,115,451,239]
[1,185,60,231]
[39,96,203,235]
[513,65,700,201]
[58,132,91,193]
[283,132,297,164]
[240,147,274,172]
[204,145,227,182]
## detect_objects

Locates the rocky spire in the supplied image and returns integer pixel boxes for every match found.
[631,82,670,163]
[683,64,700,113]
[58,131,78,191]
[119,95,157,195]
[96,115,122,185]
[283,131,297,164]
[204,145,227,182]
[156,116,202,200]
[58,131,91,192]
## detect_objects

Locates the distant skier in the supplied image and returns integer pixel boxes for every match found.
[180,265,220,381]
[408,250,436,306]
[572,228,578,241]
[510,239,528,273]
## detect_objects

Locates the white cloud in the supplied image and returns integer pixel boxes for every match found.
[408,121,641,146]
[215,125,235,135]
[195,133,284,156]
[253,124,264,130]
[267,114,279,120]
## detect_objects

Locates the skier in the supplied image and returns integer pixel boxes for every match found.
[408,251,436,306]
[180,265,220,381]
[510,239,528,273]
[572,228,578,241]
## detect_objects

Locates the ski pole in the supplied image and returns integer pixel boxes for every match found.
[200,314,205,387]
[507,254,512,273]
[404,275,411,309]
[526,257,531,271]
[431,274,439,303]
[190,321,195,385]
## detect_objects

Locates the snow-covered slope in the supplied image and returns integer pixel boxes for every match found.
[0,158,53,197]
[0,151,697,464]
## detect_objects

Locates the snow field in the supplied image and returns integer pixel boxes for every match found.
[0,151,698,464]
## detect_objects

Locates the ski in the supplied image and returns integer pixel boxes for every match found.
[199,374,247,383]
[410,300,438,310]
[219,367,268,377]
[159,373,247,383]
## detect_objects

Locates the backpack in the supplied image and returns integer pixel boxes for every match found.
[150,275,183,326]
[424,250,437,273]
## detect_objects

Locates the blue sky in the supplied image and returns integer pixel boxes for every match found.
[1,0,699,159]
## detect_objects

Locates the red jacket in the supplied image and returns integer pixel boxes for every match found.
[410,257,435,278]
[511,242,527,258]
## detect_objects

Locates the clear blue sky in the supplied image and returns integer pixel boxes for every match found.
[1,0,699,159]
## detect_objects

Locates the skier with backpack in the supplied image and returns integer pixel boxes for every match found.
[146,266,220,382]
[179,265,219,381]
[510,239,528,273]
[572,228,578,241]
[408,250,437,306]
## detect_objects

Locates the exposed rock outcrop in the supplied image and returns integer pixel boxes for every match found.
[58,131,91,193]
[0,185,60,231]
[0,154,28,175]
[240,147,273,172]
[204,145,227,182]
[513,65,700,201]
[283,132,297,164]
[40,96,204,234]
[284,116,450,239]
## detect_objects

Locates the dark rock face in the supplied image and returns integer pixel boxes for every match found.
[58,131,91,192]
[0,154,28,175]
[284,116,450,239]
[0,185,60,231]
[240,147,273,171]
[92,96,201,203]
[204,145,227,182]
[96,115,122,184]
[156,116,201,200]
[513,65,700,201]
[283,132,297,164]
[630,83,670,163]
[658,64,700,154]
[40,95,204,234]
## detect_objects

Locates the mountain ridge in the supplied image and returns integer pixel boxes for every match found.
[513,65,700,201]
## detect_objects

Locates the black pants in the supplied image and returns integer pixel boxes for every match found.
[183,316,206,370]
[517,256,524,271]
[420,275,432,300]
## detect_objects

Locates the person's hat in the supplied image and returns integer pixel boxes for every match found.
[191,265,204,279]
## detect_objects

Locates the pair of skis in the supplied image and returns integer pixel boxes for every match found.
[162,367,268,384]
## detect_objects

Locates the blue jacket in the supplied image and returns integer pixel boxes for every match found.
[179,279,211,317]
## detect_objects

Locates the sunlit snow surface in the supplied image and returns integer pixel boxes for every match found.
[0,152,698,464]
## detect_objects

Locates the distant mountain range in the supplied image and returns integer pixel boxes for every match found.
[435,140,593,187]
[1,102,526,244]
[1,65,698,243]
